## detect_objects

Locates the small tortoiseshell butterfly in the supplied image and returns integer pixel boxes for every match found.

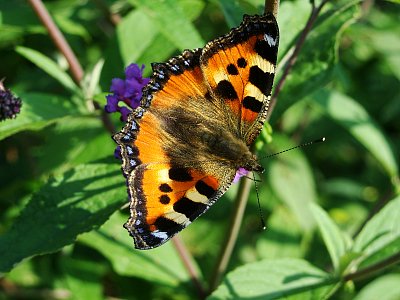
[113,13,279,249]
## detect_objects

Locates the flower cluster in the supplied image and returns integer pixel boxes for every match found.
[105,64,149,122]
[0,82,22,122]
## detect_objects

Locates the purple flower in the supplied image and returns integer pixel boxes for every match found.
[0,81,22,122]
[105,63,149,122]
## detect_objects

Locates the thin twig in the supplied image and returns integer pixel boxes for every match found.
[28,0,84,84]
[343,252,400,282]
[172,237,206,298]
[265,0,280,18]
[268,0,330,118]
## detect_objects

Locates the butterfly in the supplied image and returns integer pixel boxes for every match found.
[113,13,279,249]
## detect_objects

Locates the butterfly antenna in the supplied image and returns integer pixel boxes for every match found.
[260,137,326,160]
[252,172,266,230]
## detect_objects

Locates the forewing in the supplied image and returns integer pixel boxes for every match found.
[200,13,279,144]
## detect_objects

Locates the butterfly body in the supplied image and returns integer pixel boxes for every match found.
[113,14,279,249]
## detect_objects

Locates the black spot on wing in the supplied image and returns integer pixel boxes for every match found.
[215,80,238,100]
[159,183,173,193]
[195,180,216,198]
[237,57,247,68]
[243,96,263,113]
[159,194,171,204]
[169,168,193,182]
[173,197,208,222]
[249,66,274,96]
[227,64,239,75]
[254,39,278,64]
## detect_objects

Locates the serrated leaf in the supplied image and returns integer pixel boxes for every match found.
[0,92,78,141]
[353,274,400,300]
[268,135,318,231]
[312,89,399,181]
[15,46,78,93]
[0,162,126,273]
[310,203,352,272]
[79,211,194,287]
[127,0,204,50]
[272,2,359,122]
[209,258,334,300]
[352,195,400,269]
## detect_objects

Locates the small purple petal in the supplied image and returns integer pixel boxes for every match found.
[114,146,122,160]
[124,79,142,98]
[105,94,119,112]
[119,106,131,122]
[233,168,249,183]
[110,78,125,96]
[125,64,142,80]
[105,63,149,123]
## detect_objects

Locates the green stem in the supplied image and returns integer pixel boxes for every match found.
[343,252,400,282]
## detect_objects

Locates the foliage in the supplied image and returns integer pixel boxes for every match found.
[0,0,399,299]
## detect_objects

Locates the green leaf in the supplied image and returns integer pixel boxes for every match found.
[310,203,352,272]
[35,117,113,174]
[312,89,399,181]
[15,46,78,93]
[120,0,205,66]
[268,134,318,231]
[0,92,78,141]
[352,195,400,269]
[127,0,204,50]
[353,274,400,300]
[217,0,247,28]
[60,257,106,300]
[277,0,312,60]
[0,162,126,273]
[79,211,194,287]
[209,258,334,300]
[272,2,360,122]
[256,206,304,260]
[117,9,158,65]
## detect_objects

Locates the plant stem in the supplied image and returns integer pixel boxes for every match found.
[172,237,206,298]
[28,0,84,84]
[265,0,280,18]
[343,252,400,282]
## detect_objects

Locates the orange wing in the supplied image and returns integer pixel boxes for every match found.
[200,14,279,144]
[113,50,234,249]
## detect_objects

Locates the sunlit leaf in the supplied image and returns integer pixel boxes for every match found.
[15,46,78,93]
[268,134,318,231]
[0,162,125,273]
[0,92,78,141]
[353,274,400,300]
[79,212,194,287]
[310,203,352,272]
[352,195,400,269]
[127,0,204,50]
[209,258,334,300]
